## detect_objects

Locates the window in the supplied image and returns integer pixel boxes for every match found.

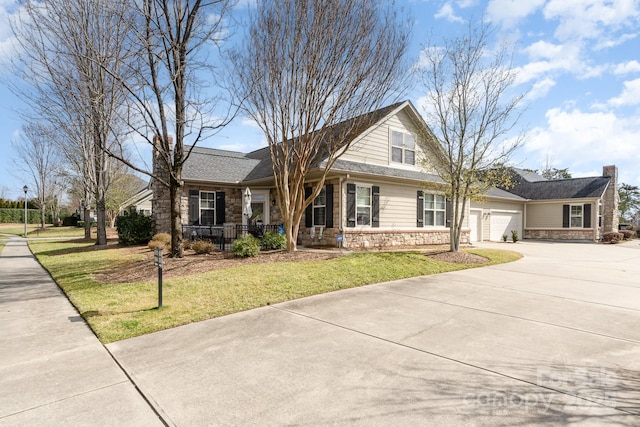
[313,187,326,226]
[570,204,583,228]
[356,186,371,225]
[391,130,416,165]
[425,194,446,226]
[200,191,215,225]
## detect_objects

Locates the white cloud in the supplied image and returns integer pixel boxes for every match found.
[486,0,545,28]
[608,78,640,107]
[594,32,637,50]
[434,2,464,23]
[525,77,556,101]
[613,60,640,75]
[544,0,640,41]
[524,107,640,174]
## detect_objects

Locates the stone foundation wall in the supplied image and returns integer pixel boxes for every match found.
[331,229,468,250]
[525,229,596,240]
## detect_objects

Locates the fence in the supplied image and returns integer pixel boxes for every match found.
[182,223,283,250]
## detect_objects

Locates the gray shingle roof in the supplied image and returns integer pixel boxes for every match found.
[486,187,527,201]
[512,168,547,182]
[182,146,261,184]
[328,159,443,183]
[502,176,610,200]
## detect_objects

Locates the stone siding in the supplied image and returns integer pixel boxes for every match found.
[525,229,596,240]
[602,165,619,233]
[341,229,468,250]
[151,137,172,234]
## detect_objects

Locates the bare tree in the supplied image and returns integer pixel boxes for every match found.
[10,0,131,244]
[106,170,146,228]
[418,21,526,252]
[11,123,62,228]
[94,0,237,257]
[232,0,410,252]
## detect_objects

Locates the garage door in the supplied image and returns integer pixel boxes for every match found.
[490,211,522,241]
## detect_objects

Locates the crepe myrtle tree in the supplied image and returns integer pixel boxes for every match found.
[231,0,410,252]
[418,21,526,252]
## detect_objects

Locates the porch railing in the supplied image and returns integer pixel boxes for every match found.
[182,223,283,251]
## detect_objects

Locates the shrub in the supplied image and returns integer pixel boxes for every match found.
[511,229,519,243]
[620,229,636,240]
[182,239,193,250]
[115,211,154,245]
[502,234,508,242]
[261,230,286,250]
[232,235,260,257]
[602,231,624,243]
[148,233,171,251]
[192,240,215,254]
[77,220,85,228]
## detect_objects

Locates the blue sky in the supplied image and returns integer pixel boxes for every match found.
[1,0,639,200]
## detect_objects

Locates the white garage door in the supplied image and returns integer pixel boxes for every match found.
[490,211,522,241]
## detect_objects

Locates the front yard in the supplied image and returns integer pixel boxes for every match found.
[30,240,522,343]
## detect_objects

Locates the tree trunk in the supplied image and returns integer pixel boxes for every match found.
[95,194,107,245]
[83,206,91,239]
[169,180,183,258]
[40,205,46,228]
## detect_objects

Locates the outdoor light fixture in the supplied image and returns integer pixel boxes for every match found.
[23,185,28,238]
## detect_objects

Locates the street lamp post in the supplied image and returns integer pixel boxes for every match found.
[23,185,28,238]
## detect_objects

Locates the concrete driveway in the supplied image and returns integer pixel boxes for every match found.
[108,241,640,426]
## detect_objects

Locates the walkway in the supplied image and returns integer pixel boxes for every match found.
[0,236,162,426]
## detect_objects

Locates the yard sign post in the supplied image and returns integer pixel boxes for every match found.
[154,247,163,308]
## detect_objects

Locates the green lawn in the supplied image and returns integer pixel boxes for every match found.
[30,241,522,344]
[0,223,87,238]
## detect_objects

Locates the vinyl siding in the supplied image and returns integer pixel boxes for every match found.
[525,203,563,228]
[339,108,432,171]
[341,181,452,229]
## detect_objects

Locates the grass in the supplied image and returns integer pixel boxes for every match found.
[0,223,89,238]
[30,241,522,344]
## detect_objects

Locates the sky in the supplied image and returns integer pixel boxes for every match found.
[0,0,639,200]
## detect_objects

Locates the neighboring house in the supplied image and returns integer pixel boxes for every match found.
[469,166,618,242]
[120,182,153,216]
[151,100,620,247]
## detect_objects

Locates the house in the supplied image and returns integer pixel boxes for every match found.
[151,100,619,247]
[469,166,618,242]
[119,182,153,216]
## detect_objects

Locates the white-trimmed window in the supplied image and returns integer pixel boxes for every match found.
[200,191,215,225]
[391,130,416,165]
[570,204,583,228]
[356,186,371,226]
[425,193,446,226]
[313,187,326,226]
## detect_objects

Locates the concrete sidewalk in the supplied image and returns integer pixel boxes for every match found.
[0,236,162,426]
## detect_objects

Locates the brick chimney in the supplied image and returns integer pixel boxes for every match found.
[151,135,173,234]
[602,165,619,233]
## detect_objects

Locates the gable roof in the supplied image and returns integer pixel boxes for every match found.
[500,171,610,200]
[183,101,431,185]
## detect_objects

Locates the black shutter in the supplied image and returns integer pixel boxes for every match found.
[347,183,356,227]
[583,203,591,228]
[305,187,313,228]
[189,189,199,225]
[372,186,380,228]
[325,184,333,228]
[215,192,225,225]
[446,199,452,228]
[417,191,424,227]
[562,204,569,228]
